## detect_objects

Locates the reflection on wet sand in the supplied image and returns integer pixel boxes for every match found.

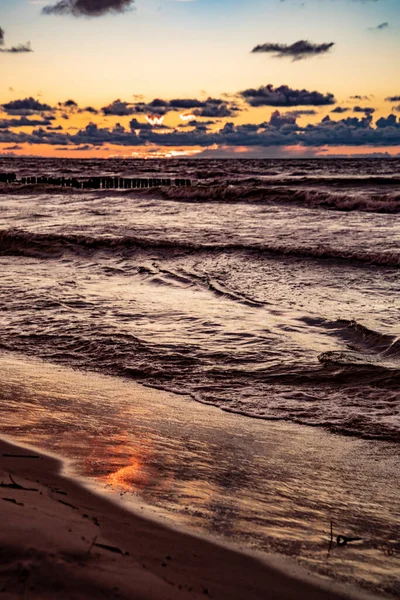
[0,353,399,596]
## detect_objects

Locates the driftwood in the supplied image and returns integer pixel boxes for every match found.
[58,499,78,510]
[327,521,363,558]
[0,474,38,492]
[94,543,124,555]
[2,497,24,506]
[2,453,40,459]
[336,535,362,547]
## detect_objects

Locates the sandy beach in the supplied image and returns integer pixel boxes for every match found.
[0,434,385,600]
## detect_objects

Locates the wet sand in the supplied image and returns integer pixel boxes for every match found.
[0,352,399,598]
[0,436,382,600]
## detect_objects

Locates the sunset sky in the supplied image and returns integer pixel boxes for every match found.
[1,0,399,158]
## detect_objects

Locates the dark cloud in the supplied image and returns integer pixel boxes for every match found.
[102,97,239,118]
[331,106,349,114]
[42,0,135,17]
[169,99,205,109]
[129,118,152,131]
[268,110,297,129]
[353,106,375,115]
[376,114,398,128]
[2,112,399,150]
[193,98,239,118]
[385,95,400,102]
[58,99,78,108]
[2,97,53,116]
[0,116,54,129]
[0,27,32,53]
[0,43,33,53]
[285,109,318,117]
[369,22,389,30]
[240,84,335,107]
[251,40,334,61]
[349,95,370,101]
[102,99,137,116]
[79,106,98,114]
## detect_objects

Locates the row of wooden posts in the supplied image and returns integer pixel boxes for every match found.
[0,173,191,189]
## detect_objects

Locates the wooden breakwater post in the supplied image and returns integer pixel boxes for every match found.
[0,173,192,189]
[0,173,17,183]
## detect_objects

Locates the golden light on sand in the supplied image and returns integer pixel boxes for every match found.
[105,457,150,491]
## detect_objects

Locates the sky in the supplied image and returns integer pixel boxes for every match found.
[0,0,399,158]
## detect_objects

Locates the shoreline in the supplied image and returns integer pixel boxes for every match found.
[0,352,399,599]
[0,435,381,600]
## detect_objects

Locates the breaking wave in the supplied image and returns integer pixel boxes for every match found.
[0,228,398,266]
[1,181,400,213]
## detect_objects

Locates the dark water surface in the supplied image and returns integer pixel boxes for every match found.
[0,157,399,596]
[0,157,399,441]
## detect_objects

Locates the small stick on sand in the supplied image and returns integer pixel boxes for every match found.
[327,520,333,559]
[86,535,98,559]
[94,543,124,555]
[3,453,40,459]
[0,473,38,492]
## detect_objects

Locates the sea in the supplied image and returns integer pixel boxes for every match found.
[0,157,399,441]
[0,157,399,594]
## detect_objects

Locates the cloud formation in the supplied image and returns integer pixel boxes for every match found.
[102,97,239,117]
[2,112,399,150]
[0,116,54,129]
[42,0,135,17]
[240,84,335,107]
[0,43,33,53]
[385,95,400,102]
[1,98,53,116]
[251,40,334,61]
[353,106,375,115]
[369,22,389,30]
[331,107,349,114]
[0,27,32,53]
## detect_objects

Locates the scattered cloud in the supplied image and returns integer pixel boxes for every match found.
[0,116,54,128]
[42,0,135,17]
[368,22,389,31]
[102,99,136,116]
[251,40,334,61]
[349,95,371,101]
[1,97,53,116]
[0,43,33,53]
[2,112,399,149]
[353,105,375,115]
[0,27,33,53]
[385,95,400,102]
[101,97,239,117]
[58,99,78,109]
[240,84,335,107]
[331,107,349,114]
[3,144,23,151]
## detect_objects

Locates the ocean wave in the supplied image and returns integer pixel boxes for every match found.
[328,319,400,359]
[154,185,400,213]
[0,228,398,266]
[1,181,400,213]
